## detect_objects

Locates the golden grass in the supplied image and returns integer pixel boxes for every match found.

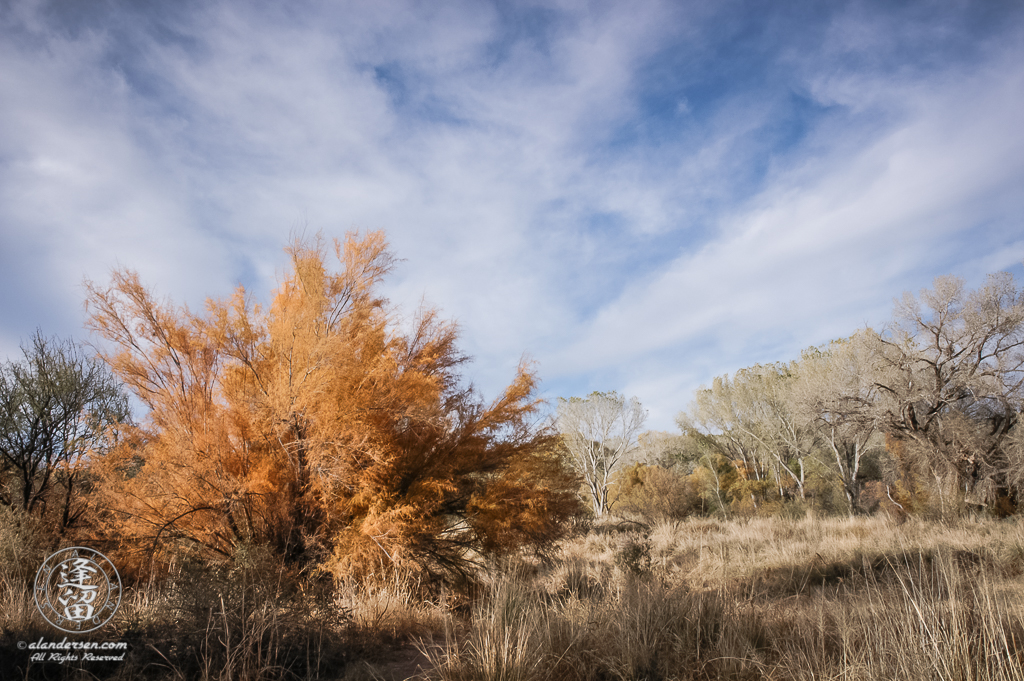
[2,514,1023,680]
[431,514,1024,681]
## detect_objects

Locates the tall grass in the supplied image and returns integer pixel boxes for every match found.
[427,572,547,681]
[3,511,1023,680]
[1,539,354,681]
[770,549,1024,680]
[429,515,1024,681]
[429,565,768,680]
[116,546,354,681]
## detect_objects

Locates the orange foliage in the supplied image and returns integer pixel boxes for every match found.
[84,232,580,582]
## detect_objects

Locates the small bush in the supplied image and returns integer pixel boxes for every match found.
[0,505,54,595]
[550,557,604,600]
[614,536,652,578]
[611,463,700,521]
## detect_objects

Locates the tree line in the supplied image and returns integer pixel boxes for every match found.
[589,270,1024,521]
[3,233,1022,590]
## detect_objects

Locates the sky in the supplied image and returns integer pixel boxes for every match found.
[2,0,1024,431]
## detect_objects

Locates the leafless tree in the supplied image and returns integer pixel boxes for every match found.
[866,272,1024,514]
[555,391,646,516]
[682,365,816,501]
[678,376,768,494]
[635,430,692,468]
[792,333,884,514]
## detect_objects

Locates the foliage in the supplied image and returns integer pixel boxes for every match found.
[0,505,53,595]
[609,462,700,520]
[84,231,581,584]
[636,430,694,468]
[0,331,129,532]
[613,534,652,577]
[679,366,810,508]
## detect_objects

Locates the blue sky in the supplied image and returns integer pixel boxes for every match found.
[2,0,1024,430]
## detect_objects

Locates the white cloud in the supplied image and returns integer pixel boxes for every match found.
[1,0,1023,433]
[550,44,1024,427]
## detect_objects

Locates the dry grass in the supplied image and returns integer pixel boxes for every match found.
[429,514,1024,681]
[3,514,1023,680]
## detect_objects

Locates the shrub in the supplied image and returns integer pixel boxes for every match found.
[0,505,53,595]
[614,535,652,578]
[610,463,700,521]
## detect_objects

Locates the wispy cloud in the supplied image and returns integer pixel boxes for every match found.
[1,0,1022,430]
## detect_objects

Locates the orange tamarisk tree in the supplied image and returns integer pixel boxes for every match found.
[84,231,580,582]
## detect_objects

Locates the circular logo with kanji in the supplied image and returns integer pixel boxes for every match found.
[34,547,122,633]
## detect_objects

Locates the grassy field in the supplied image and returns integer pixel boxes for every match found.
[3,513,1024,680]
